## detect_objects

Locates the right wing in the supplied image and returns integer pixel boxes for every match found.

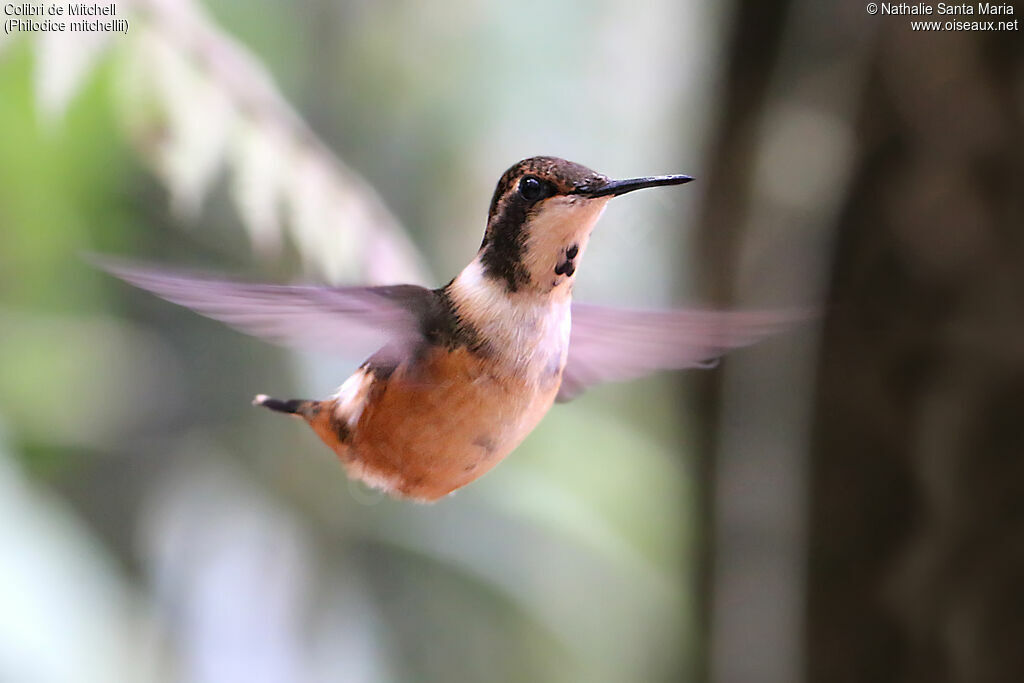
[95,257,430,359]
[558,303,810,401]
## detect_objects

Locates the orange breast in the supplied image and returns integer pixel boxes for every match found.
[324,346,560,501]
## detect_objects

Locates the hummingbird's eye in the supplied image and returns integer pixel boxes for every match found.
[518,176,547,202]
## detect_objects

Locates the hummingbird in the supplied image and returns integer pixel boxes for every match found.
[100,156,799,502]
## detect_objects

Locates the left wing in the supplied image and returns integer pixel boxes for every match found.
[558,303,810,401]
[93,257,433,361]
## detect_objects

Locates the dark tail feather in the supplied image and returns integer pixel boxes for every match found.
[253,394,318,417]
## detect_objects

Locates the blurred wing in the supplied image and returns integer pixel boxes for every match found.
[96,257,429,359]
[558,303,810,401]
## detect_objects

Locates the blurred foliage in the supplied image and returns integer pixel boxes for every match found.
[0,43,134,312]
[0,1,703,681]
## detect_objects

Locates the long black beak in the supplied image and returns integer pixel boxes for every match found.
[578,174,694,198]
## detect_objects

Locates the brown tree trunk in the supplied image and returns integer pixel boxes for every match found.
[695,3,1024,682]
[807,22,1024,683]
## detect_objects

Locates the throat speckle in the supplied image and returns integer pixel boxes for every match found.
[554,245,577,277]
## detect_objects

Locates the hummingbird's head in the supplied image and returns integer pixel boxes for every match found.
[477,156,692,295]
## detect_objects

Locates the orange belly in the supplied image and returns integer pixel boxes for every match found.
[310,346,561,501]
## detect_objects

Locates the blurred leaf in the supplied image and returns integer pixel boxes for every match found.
[16,0,430,284]
[230,120,286,255]
[33,27,113,121]
[122,29,234,217]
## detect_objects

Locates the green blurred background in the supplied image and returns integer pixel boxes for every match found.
[1,1,705,681]
[1,1,1022,682]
